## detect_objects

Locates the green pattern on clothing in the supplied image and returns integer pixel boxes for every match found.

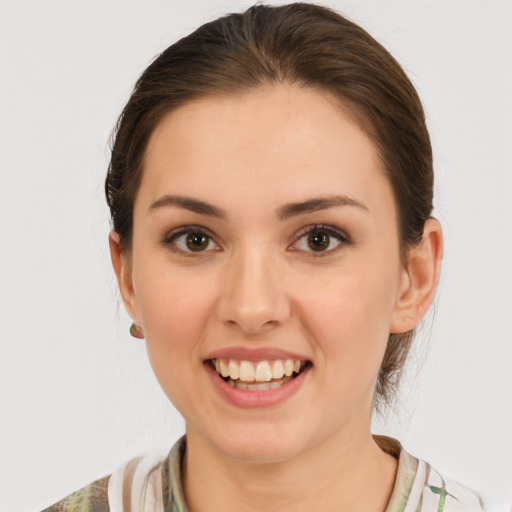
[41,475,109,512]
[429,485,448,512]
[166,438,187,512]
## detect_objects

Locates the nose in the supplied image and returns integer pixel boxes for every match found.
[216,248,291,335]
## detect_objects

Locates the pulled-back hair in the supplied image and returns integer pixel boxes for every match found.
[105,3,433,407]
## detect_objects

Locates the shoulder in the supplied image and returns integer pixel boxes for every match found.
[403,451,510,512]
[39,454,164,512]
[39,438,187,512]
[376,436,511,512]
[418,463,510,512]
[39,454,165,512]
[40,475,110,512]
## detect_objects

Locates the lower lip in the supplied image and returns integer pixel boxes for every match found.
[205,362,311,409]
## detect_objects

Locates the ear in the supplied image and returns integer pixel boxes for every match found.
[109,232,140,322]
[390,218,443,334]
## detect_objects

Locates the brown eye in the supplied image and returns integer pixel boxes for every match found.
[307,231,330,251]
[186,232,209,251]
[164,227,219,254]
[291,225,349,255]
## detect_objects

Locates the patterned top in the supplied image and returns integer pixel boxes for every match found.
[41,436,509,512]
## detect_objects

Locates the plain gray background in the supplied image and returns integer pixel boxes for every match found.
[1,1,511,510]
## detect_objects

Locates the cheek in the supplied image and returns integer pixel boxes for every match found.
[132,258,217,399]
[135,250,215,335]
[294,260,399,384]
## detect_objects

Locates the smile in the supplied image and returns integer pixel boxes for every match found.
[210,358,310,391]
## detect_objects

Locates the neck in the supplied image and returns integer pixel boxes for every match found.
[182,424,398,512]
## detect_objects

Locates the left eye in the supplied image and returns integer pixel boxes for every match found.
[292,226,348,254]
[166,229,219,253]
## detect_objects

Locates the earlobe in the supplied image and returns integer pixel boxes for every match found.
[109,232,140,321]
[390,219,443,334]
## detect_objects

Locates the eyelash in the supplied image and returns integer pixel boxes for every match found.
[161,224,350,256]
[290,224,350,256]
[161,225,220,256]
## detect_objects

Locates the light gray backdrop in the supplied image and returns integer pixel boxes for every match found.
[1,1,511,510]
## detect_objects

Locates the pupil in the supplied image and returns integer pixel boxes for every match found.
[308,232,329,251]
[186,233,208,251]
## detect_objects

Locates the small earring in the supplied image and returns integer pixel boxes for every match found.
[130,323,144,339]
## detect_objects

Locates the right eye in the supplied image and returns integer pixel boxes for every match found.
[163,227,220,254]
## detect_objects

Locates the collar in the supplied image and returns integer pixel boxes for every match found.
[165,435,419,512]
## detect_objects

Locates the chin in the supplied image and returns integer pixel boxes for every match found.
[224,442,300,465]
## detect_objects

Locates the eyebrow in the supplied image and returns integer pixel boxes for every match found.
[276,195,368,220]
[148,194,368,219]
[148,195,226,218]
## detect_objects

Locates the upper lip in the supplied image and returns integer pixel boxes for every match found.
[203,346,310,362]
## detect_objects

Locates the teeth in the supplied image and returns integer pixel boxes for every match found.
[228,360,239,380]
[228,375,293,391]
[271,360,284,379]
[239,361,255,382]
[212,357,307,385]
[284,359,294,377]
[219,360,230,378]
[255,361,272,382]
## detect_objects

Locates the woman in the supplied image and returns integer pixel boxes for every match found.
[37,3,507,511]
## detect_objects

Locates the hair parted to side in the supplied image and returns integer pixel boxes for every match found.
[105,2,434,408]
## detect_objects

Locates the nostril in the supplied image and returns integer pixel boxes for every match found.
[223,317,284,336]
[216,267,291,333]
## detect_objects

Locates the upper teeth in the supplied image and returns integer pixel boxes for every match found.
[213,358,304,382]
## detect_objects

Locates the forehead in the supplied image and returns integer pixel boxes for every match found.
[139,84,393,216]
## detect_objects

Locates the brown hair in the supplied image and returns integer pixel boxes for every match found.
[105,3,433,407]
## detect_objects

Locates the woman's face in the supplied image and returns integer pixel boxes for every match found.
[119,84,410,463]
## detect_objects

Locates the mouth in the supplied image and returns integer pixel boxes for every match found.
[208,358,312,391]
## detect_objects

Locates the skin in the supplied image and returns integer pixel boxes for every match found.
[111,84,443,511]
